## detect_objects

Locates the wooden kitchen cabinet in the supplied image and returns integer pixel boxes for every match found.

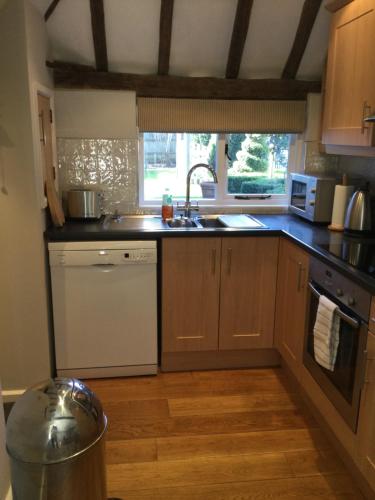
[357,330,375,491]
[162,237,279,355]
[275,238,309,378]
[219,237,279,350]
[162,237,221,352]
[322,0,375,147]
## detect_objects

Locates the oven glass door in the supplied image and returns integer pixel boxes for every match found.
[290,180,307,211]
[304,282,367,431]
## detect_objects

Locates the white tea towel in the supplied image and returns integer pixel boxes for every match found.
[313,295,340,371]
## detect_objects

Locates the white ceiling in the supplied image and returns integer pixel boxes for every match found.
[29,0,332,80]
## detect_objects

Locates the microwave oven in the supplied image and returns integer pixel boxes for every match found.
[289,173,336,223]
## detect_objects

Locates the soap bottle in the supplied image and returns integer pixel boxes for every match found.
[162,189,173,220]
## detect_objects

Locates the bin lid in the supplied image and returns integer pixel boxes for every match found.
[6,378,107,465]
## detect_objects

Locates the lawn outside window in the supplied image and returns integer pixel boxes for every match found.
[139,132,302,208]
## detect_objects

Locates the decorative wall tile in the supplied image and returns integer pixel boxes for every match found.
[304,141,338,175]
[57,138,141,214]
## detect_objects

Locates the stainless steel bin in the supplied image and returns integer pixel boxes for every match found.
[6,378,107,500]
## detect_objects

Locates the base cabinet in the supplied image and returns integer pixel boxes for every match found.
[357,330,375,491]
[162,237,279,359]
[275,238,309,378]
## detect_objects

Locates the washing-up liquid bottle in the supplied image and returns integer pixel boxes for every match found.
[162,189,173,220]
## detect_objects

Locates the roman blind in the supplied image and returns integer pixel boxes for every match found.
[137,98,306,133]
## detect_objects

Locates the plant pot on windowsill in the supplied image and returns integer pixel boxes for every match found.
[200,181,216,199]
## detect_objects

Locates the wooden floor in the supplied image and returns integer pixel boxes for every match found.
[87,368,364,499]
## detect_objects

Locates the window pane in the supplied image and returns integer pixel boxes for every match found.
[143,133,217,201]
[226,134,290,195]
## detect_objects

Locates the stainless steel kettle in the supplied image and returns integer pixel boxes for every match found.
[344,185,372,233]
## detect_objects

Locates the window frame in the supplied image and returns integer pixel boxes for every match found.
[138,133,304,208]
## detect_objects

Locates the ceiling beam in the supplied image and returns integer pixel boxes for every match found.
[44,0,61,21]
[282,0,323,80]
[89,0,108,72]
[158,0,174,75]
[226,0,254,79]
[325,0,353,12]
[51,67,321,100]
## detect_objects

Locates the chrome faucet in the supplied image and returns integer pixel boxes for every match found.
[180,163,218,218]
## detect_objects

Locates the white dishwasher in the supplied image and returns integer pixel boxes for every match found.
[48,241,157,378]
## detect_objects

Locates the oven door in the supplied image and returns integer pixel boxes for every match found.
[303,281,368,432]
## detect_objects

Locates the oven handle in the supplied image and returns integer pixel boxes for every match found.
[308,282,360,329]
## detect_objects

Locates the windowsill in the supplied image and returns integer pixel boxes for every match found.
[138,204,288,214]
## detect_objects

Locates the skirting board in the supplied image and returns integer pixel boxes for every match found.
[162,349,280,372]
[57,364,158,379]
[281,360,375,500]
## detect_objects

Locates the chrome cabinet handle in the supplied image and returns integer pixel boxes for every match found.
[211,249,216,275]
[361,101,372,134]
[297,262,302,291]
[227,248,232,275]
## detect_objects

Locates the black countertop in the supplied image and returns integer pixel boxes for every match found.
[46,214,375,294]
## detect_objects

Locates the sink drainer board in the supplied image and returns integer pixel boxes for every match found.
[218,214,267,229]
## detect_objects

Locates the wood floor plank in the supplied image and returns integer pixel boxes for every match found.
[106,408,317,441]
[106,438,157,465]
[107,474,363,499]
[107,452,293,491]
[156,428,331,461]
[103,399,170,420]
[284,449,347,477]
[168,392,301,416]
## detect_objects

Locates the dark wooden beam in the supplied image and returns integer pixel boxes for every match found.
[282,0,323,80]
[325,0,353,12]
[52,68,321,100]
[226,0,254,79]
[158,0,174,75]
[44,0,61,21]
[47,60,96,72]
[89,0,108,72]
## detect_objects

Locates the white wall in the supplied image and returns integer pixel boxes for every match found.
[0,0,52,395]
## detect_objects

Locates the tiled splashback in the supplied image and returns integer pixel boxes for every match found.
[57,138,144,214]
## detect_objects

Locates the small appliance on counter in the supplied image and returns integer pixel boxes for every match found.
[289,173,336,223]
[344,184,372,234]
[66,189,103,219]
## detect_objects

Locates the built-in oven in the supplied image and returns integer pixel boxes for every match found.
[303,256,371,432]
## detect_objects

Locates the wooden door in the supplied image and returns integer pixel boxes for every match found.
[357,330,375,491]
[162,238,221,352]
[219,237,279,350]
[275,239,309,378]
[322,0,375,146]
[38,94,64,226]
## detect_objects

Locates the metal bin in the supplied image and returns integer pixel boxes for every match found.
[6,378,107,500]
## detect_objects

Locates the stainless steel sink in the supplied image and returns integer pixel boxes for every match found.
[195,216,226,228]
[166,217,198,228]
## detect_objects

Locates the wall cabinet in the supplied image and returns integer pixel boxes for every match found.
[322,0,375,147]
[162,237,279,355]
[357,330,375,491]
[275,238,309,378]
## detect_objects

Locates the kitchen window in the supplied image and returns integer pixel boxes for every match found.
[139,132,298,207]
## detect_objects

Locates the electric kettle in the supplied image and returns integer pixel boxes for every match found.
[344,184,372,233]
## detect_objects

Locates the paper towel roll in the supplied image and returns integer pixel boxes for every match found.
[329,185,354,231]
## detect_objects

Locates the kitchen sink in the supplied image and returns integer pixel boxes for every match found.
[195,216,226,228]
[167,218,198,228]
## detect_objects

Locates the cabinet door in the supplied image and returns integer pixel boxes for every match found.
[275,239,309,378]
[219,237,279,350]
[162,238,221,352]
[322,0,375,146]
[357,331,375,491]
